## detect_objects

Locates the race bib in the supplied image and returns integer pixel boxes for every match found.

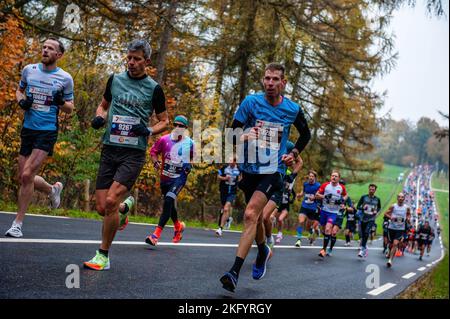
[109,115,140,145]
[162,158,183,179]
[304,193,315,204]
[256,120,284,151]
[29,87,52,112]
[364,204,376,215]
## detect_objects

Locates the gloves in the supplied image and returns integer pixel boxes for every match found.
[19,96,34,111]
[91,116,106,129]
[130,123,151,137]
[53,91,65,106]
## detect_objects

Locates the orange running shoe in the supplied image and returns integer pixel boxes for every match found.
[173,221,185,243]
[395,250,403,257]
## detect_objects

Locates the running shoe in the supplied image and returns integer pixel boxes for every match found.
[318,249,326,258]
[83,250,110,271]
[224,217,233,230]
[49,182,63,209]
[309,236,315,245]
[215,228,223,237]
[326,248,332,256]
[267,235,274,250]
[275,233,283,244]
[5,222,23,238]
[220,271,238,293]
[295,239,302,248]
[395,250,402,257]
[173,221,185,243]
[118,196,134,231]
[344,242,350,247]
[358,248,364,258]
[252,244,271,280]
[364,248,369,258]
[387,259,392,268]
[145,234,159,246]
[419,255,423,261]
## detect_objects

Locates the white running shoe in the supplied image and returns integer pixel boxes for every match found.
[275,233,283,244]
[5,222,23,238]
[225,217,233,230]
[215,228,223,237]
[49,182,63,209]
[358,248,364,258]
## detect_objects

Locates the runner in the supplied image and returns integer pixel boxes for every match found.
[327,179,354,256]
[272,166,298,244]
[262,141,301,250]
[384,193,411,268]
[216,157,241,237]
[219,62,310,292]
[416,220,434,260]
[295,170,321,248]
[5,38,74,238]
[84,39,169,270]
[344,197,358,247]
[145,115,194,246]
[356,184,381,258]
[315,170,348,258]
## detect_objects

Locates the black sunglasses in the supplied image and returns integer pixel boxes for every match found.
[174,123,187,128]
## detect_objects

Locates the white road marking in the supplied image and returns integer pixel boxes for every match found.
[402,272,416,279]
[0,238,384,250]
[367,283,396,296]
[426,264,432,267]
[417,267,426,271]
[0,211,70,219]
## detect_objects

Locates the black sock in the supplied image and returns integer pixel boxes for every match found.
[99,248,108,257]
[345,234,350,243]
[323,235,330,250]
[330,236,337,250]
[256,242,268,265]
[229,257,244,276]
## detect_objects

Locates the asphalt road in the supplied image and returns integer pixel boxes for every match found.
[0,209,444,299]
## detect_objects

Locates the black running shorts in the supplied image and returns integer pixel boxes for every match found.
[20,127,58,156]
[95,144,146,191]
[239,172,283,204]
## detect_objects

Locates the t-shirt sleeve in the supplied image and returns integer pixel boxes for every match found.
[64,74,74,101]
[152,85,166,114]
[234,96,251,123]
[19,65,29,90]
[150,137,163,157]
[103,74,114,103]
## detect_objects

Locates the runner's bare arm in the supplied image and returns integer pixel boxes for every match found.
[150,111,169,136]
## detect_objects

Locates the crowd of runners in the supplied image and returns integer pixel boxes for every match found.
[3,38,440,293]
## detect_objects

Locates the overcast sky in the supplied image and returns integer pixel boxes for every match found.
[372,2,449,127]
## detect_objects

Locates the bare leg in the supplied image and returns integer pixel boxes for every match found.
[100,182,128,251]
[16,150,49,223]
[236,191,269,259]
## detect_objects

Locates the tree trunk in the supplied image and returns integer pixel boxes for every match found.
[237,2,257,104]
[155,0,178,84]
[53,1,68,32]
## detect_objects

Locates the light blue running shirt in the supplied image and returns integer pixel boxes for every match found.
[19,63,74,131]
[234,93,305,175]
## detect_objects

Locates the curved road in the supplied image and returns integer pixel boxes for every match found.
[0,169,445,299]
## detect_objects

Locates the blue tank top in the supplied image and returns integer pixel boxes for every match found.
[301,181,321,210]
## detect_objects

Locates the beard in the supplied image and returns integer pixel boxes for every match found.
[41,55,57,66]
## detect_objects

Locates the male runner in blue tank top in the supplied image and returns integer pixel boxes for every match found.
[220,63,310,292]
[5,38,74,238]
